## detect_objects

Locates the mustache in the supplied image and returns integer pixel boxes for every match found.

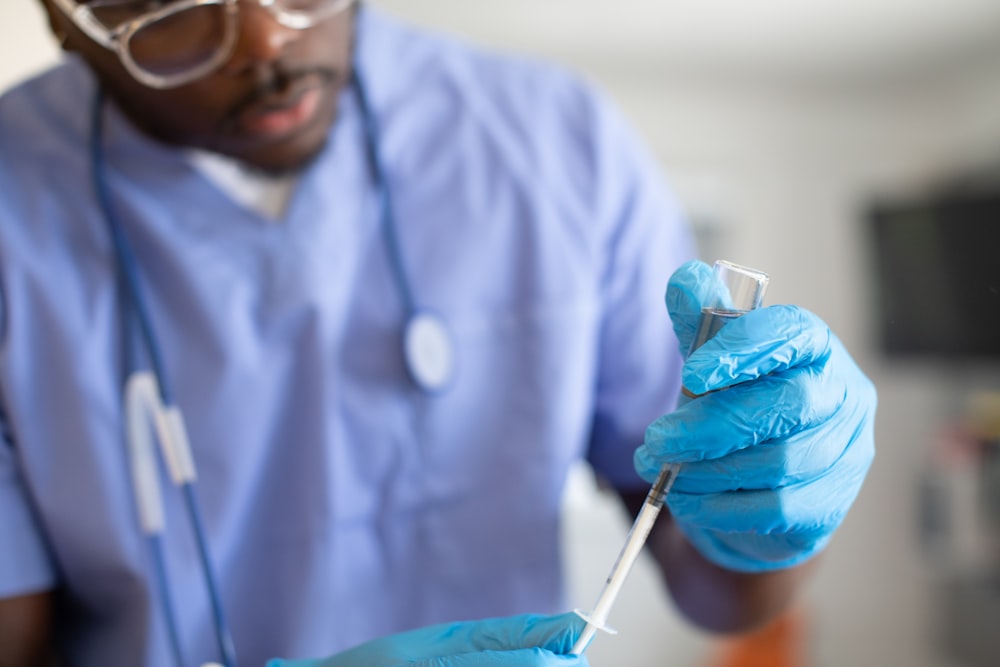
[222,65,342,130]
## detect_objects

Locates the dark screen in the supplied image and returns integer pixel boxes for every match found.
[868,189,1000,359]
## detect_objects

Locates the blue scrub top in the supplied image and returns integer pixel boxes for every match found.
[0,8,694,666]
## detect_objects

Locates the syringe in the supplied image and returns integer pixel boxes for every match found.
[571,260,769,655]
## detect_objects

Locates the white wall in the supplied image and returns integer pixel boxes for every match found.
[4,2,1000,666]
[0,2,58,87]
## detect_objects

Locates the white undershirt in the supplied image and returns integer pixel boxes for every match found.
[187,149,299,222]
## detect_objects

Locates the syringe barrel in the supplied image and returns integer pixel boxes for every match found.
[572,260,769,656]
[646,464,678,508]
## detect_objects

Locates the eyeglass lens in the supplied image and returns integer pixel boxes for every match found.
[90,0,348,80]
[126,5,231,77]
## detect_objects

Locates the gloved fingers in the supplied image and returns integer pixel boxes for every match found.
[412,647,589,666]
[667,429,874,536]
[415,612,585,657]
[671,367,875,494]
[680,520,836,572]
[681,305,833,395]
[266,613,586,667]
[665,260,731,356]
[664,427,850,495]
[636,363,845,479]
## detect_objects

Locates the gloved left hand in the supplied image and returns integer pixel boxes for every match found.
[634,260,877,573]
[266,612,588,666]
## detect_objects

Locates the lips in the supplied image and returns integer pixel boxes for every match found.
[236,84,324,139]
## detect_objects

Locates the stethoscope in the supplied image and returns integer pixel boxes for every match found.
[90,72,455,667]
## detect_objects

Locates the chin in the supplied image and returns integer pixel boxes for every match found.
[234,92,340,175]
[244,136,330,176]
[216,113,331,176]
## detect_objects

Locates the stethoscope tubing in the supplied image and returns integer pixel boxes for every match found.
[90,67,452,667]
[353,73,415,314]
[352,73,456,393]
[91,90,238,667]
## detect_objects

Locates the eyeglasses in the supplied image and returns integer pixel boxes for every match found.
[51,0,356,89]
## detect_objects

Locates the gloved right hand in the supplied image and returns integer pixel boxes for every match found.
[266,612,588,666]
[634,260,876,573]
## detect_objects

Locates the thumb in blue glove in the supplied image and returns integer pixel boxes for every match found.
[634,260,877,573]
[267,612,588,667]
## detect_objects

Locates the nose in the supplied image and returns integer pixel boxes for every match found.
[220,2,299,75]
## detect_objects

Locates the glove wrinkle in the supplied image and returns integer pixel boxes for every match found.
[683,306,834,394]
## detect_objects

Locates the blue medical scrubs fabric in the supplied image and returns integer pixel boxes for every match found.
[0,8,694,666]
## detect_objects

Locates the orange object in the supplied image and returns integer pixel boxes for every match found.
[704,608,808,667]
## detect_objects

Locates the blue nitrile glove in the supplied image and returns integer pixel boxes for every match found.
[266,612,588,666]
[634,260,876,573]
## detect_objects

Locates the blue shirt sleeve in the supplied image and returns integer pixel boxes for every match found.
[0,399,57,598]
[579,84,697,491]
[0,206,58,598]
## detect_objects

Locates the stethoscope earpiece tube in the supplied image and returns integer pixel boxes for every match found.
[92,91,238,667]
[125,371,184,666]
[126,372,169,534]
[90,91,174,405]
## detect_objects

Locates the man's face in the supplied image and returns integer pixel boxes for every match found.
[46,1,356,173]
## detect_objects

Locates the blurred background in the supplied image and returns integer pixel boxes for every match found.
[2,1,999,665]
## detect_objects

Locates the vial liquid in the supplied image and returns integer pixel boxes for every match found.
[691,307,747,354]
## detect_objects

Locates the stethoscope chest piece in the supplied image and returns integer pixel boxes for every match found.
[404,311,455,393]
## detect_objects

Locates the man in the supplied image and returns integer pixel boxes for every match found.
[0,1,876,665]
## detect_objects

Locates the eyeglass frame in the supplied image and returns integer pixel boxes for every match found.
[50,0,357,89]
